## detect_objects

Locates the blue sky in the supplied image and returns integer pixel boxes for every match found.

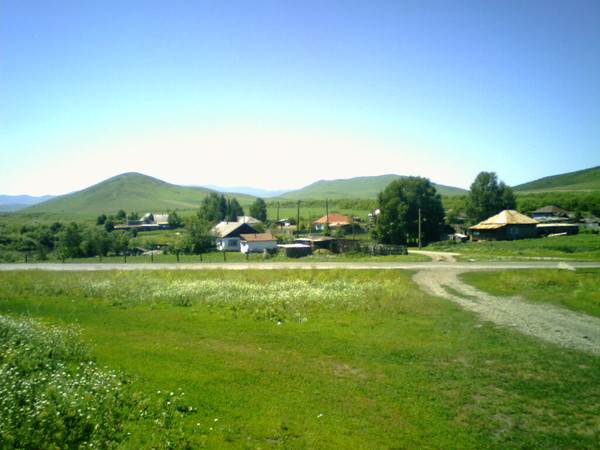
[2,0,598,195]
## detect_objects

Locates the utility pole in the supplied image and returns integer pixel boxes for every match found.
[418,206,422,249]
[297,201,301,237]
[325,198,330,235]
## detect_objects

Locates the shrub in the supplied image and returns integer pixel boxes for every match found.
[0,315,126,447]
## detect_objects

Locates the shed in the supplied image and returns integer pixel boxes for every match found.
[470,210,539,241]
[278,243,312,258]
[295,236,339,253]
[537,223,579,237]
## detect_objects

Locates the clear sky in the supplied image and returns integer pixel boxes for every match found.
[2,0,599,196]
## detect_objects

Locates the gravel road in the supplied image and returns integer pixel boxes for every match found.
[413,268,600,355]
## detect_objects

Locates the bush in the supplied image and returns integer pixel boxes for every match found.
[0,315,127,447]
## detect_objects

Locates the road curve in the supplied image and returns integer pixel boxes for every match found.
[1,261,600,271]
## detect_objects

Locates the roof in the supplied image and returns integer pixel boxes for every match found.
[295,237,337,243]
[240,233,276,242]
[237,216,262,224]
[532,205,571,214]
[536,223,579,228]
[314,213,350,225]
[140,213,169,224]
[212,221,256,238]
[470,210,539,230]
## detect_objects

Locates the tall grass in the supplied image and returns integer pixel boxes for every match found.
[3,269,423,322]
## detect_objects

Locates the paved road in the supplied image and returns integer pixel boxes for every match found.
[1,261,599,271]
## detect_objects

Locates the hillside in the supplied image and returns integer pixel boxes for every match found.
[277,175,468,200]
[18,173,253,216]
[514,166,600,193]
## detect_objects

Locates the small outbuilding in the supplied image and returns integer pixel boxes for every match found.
[537,223,579,237]
[470,210,539,241]
[278,243,312,258]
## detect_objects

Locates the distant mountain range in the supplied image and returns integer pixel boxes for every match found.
[201,185,291,198]
[0,195,57,212]
[3,166,598,215]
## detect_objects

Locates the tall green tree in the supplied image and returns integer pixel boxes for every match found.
[198,193,228,224]
[249,198,268,222]
[181,217,216,254]
[226,198,244,222]
[168,211,183,229]
[56,223,83,259]
[373,177,445,245]
[467,172,516,223]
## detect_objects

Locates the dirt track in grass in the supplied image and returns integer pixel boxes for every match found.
[412,269,600,355]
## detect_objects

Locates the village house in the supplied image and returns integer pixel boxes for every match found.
[469,210,539,241]
[240,233,278,253]
[314,213,350,232]
[212,221,258,251]
[313,213,361,233]
[531,205,573,222]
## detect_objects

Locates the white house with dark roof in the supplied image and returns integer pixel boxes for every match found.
[212,221,257,251]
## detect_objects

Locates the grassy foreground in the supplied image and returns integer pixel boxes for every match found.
[1,270,599,448]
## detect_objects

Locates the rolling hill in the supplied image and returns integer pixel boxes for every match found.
[19,173,254,216]
[276,175,468,200]
[513,166,600,193]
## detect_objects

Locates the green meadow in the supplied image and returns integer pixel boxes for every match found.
[429,233,600,261]
[1,269,599,448]
[461,269,600,318]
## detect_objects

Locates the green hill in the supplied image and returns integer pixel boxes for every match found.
[277,175,468,200]
[19,173,254,216]
[514,166,600,193]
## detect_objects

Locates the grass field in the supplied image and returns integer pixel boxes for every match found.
[428,233,600,261]
[1,269,599,448]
